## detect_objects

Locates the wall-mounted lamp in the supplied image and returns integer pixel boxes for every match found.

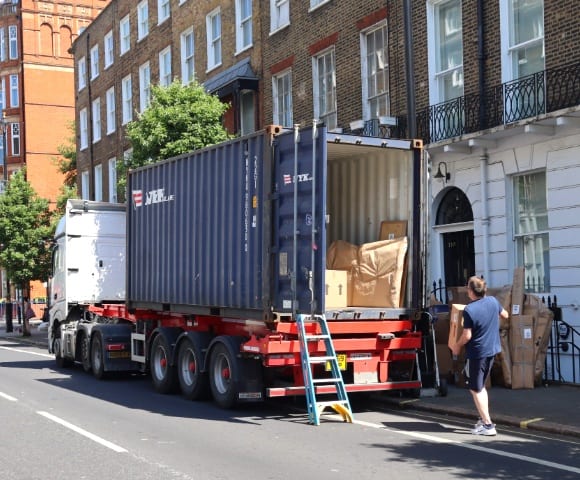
[434,161,450,184]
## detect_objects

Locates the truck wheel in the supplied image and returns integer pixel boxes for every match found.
[177,336,209,400]
[209,339,239,409]
[53,337,72,369]
[91,332,106,380]
[151,334,178,394]
[80,334,92,373]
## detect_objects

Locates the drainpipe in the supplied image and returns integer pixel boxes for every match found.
[477,0,486,126]
[480,151,490,282]
[403,0,416,138]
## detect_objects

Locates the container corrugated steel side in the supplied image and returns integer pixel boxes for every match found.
[127,131,269,317]
[127,126,425,319]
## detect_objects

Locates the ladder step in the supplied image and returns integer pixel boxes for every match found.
[312,377,342,384]
[308,356,335,363]
[316,400,350,408]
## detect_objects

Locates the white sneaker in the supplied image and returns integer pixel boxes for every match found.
[474,418,483,429]
[471,423,497,436]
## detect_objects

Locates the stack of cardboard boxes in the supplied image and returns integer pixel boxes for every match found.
[433,267,554,389]
[325,221,408,309]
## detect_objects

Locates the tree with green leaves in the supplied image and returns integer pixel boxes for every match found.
[53,121,79,215]
[0,169,53,335]
[119,80,230,199]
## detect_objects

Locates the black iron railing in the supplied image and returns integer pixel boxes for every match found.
[417,60,580,144]
[544,297,580,385]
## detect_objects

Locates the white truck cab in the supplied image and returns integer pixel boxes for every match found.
[48,200,126,355]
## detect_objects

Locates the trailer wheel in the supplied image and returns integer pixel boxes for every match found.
[151,334,178,394]
[80,333,92,373]
[91,332,106,380]
[209,339,240,409]
[177,336,209,400]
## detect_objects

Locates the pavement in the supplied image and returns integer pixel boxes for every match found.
[1,318,579,439]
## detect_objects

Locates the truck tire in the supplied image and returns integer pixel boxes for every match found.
[177,335,209,400]
[54,336,73,369]
[91,332,106,380]
[80,333,92,373]
[209,338,240,409]
[151,334,178,394]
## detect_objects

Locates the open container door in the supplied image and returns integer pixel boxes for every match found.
[271,125,327,316]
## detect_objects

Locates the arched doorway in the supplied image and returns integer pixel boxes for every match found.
[436,187,474,288]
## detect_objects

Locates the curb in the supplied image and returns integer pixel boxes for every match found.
[381,397,580,439]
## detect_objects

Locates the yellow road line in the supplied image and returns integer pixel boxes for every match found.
[520,417,544,429]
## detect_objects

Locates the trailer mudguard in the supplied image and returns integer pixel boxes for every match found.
[91,323,135,372]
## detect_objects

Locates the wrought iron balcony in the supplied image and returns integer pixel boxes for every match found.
[417,60,580,144]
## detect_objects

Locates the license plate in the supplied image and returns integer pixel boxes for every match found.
[326,354,347,371]
[108,351,130,359]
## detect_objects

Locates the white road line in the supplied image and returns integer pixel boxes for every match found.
[0,346,53,358]
[37,411,127,453]
[0,392,17,402]
[351,418,580,475]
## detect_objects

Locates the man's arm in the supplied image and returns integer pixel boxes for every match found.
[500,308,509,319]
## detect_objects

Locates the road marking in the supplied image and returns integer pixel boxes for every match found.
[520,417,544,429]
[37,411,127,453]
[0,392,17,402]
[350,417,580,475]
[0,346,53,358]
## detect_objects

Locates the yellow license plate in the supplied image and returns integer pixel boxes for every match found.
[108,351,130,359]
[326,354,347,371]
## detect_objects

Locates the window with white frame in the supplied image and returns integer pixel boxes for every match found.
[181,28,195,84]
[78,56,87,90]
[104,30,114,69]
[10,123,19,156]
[270,0,289,33]
[90,44,99,80]
[159,47,172,87]
[9,74,18,108]
[122,74,132,124]
[108,158,117,203]
[92,98,101,143]
[513,171,550,293]
[272,69,292,127]
[206,9,222,70]
[427,0,463,104]
[310,0,329,10]
[123,148,133,165]
[235,0,252,52]
[0,28,5,61]
[500,0,544,81]
[94,164,103,201]
[81,170,90,200]
[158,0,170,24]
[139,61,151,111]
[8,25,17,59]
[106,87,116,134]
[137,1,149,40]
[240,90,255,135]
[312,48,337,131]
[120,15,130,55]
[80,108,88,150]
[362,22,389,120]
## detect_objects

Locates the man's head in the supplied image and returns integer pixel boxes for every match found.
[467,276,486,299]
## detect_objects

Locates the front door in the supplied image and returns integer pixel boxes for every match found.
[442,230,474,288]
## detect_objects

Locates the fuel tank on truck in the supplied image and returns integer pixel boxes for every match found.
[126,125,425,321]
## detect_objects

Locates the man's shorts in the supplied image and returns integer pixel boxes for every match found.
[464,356,494,392]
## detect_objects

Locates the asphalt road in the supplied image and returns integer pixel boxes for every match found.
[1,338,580,480]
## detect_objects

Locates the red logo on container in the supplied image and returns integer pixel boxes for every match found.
[283,174,292,185]
[132,190,143,208]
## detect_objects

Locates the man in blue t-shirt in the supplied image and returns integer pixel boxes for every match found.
[450,276,508,436]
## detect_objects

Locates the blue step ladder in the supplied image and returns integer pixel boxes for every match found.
[296,313,353,426]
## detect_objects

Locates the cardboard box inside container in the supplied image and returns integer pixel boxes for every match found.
[379,220,407,241]
[351,237,407,308]
[326,240,358,270]
[325,270,349,309]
